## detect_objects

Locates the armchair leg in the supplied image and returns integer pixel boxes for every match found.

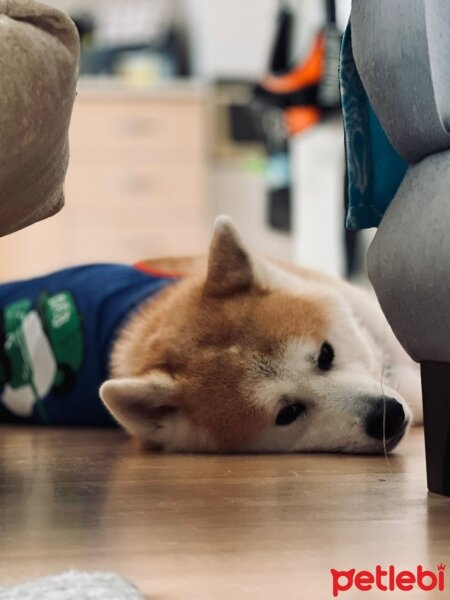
[421,361,450,496]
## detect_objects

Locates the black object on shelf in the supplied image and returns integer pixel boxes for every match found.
[325,0,337,24]
[269,3,294,73]
[252,0,344,235]
[79,27,186,78]
[268,181,292,232]
[318,0,342,111]
[263,105,292,233]
[229,103,265,144]
[71,12,96,50]
[258,1,295,233]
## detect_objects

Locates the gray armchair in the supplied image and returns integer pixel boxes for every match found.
[351,1,450,495]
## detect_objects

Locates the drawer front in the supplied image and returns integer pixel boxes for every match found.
[69,143,205,168]
[69,99,207,154]
[62,161,210,261]
[65,163,206,209]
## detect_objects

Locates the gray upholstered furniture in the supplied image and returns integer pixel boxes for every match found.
[351,0,450,495]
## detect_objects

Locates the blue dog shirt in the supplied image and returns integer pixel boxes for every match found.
[0,263,176,426]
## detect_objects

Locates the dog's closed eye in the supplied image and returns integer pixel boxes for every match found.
[276,398,306,426]
[318,341,334,371]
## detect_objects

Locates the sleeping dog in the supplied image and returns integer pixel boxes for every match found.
[0,217,422,453]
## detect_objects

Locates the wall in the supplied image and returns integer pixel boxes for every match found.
[181,0,351,79]
[47,0,351,79]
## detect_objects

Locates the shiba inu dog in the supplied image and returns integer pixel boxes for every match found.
[100,216,422,454]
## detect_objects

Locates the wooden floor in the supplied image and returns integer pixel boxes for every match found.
[0,427,449,599]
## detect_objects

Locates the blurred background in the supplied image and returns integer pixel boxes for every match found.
[0,0,374,283]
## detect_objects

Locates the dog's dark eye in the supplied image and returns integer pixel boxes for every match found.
[276,402,306,426]
[318,342,334,371]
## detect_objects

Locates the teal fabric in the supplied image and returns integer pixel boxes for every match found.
[339,23,408,230]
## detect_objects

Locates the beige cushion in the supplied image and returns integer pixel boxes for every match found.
[0,0,79,236]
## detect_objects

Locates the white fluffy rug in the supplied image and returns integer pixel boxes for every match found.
[0,571,145,600]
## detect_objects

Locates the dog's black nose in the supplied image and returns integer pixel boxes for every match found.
[365,398,406,440]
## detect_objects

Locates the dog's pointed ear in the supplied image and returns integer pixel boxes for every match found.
[204,216,255,297]
[100,372,178,440]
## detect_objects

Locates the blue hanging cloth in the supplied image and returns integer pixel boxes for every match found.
[339,23,408,230]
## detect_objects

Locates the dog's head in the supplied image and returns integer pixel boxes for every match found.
[100,217,410,454]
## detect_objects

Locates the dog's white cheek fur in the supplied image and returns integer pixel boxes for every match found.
[322,276,423,425]
[324,293,420,427]
[245,329,412,453]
